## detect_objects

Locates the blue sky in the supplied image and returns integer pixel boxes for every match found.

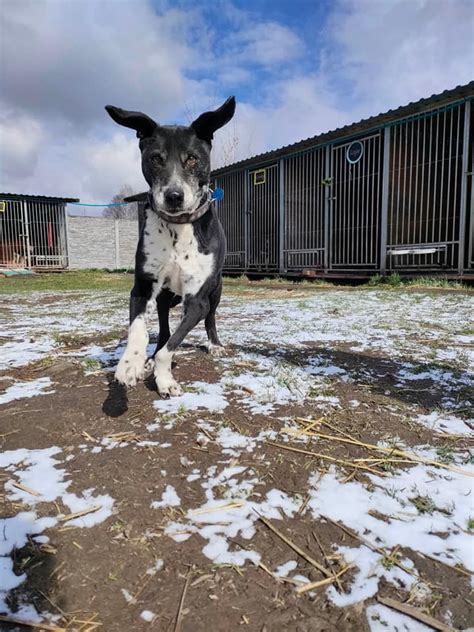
[0,0,473,207]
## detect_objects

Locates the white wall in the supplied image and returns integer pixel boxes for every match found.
[67,216,138,269]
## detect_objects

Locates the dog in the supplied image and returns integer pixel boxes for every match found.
[105,97,236,396]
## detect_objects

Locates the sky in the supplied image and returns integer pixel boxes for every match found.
[0,0,473,210]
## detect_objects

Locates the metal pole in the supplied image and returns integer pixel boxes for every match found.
[22,200,32,269]
[115,219,120,269]
[64,204,70,268]
[379,127,391,275]
[468,102,474,271]
[324,145,331,271]
[458,99,471,274]
[244,169,249,271]
[279,158,285,274]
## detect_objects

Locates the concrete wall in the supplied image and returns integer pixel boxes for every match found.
[67,217,138,269]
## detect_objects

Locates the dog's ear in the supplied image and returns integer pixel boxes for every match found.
[105,105,158,139]
[191,97,236,143]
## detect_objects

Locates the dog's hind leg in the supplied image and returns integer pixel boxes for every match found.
[205,281,225,356]
[115,278,154,387]
[154,294,209,397]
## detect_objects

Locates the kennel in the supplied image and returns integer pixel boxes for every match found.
[0,193,78,269]
[211,82,474,278]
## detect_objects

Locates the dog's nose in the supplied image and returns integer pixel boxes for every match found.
[165,187,184,207]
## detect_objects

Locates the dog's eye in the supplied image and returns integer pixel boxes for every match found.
[185,155,198,168]
[151,153,165,166]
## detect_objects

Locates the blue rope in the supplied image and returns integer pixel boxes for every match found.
[69,189,224,207]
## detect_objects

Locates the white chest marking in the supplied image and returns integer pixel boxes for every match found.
[141,211,214,297]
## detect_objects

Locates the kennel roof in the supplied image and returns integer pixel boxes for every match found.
[0,193,80,203]
[211,80,474,175]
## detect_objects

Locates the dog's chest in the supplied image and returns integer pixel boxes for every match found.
[142,214,213,297]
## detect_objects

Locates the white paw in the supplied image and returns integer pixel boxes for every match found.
[206,342,225,357]
[115,352,147,387]
[155,374,182,398]
[144,357,155,374]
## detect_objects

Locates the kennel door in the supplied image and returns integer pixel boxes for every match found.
[330,134,382,269]
[247,164,280,271]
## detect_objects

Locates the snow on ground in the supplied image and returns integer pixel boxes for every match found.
[274,560,298,577]
[150,485,181,509]
[414,411,473,435]
[140,610,156,622]
[0,446,115,616]
[0,377,54,405]
[366,603,433,631]
[0,291,127,369]
[0,287,473,626]
[222,362,310,414]
[0,339,56,370]
[1,288,473,373]
[153,381,228,414]
[165,466,301,566]
[163,429,474,599]
[308,463,473,600]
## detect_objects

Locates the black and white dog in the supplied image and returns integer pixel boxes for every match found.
[105,97,236,396]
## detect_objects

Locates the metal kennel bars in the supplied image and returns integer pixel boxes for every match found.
[212,83,474,278]
[0,194,78,269]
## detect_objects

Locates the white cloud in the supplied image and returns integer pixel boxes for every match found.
[0,129,145,203]
[326,0,474,114]
[80,133,146,201]
[0,0,472,204]
[0,114,45,178]
[228,21,304,66]
[213,77,348,167]
[0,0,207,125]
[214,0,474,167]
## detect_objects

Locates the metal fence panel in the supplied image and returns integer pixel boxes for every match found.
[213,96,472,278]
[28,201,68,268]
[330,134,382,268]
[213,170,246,270]
[386,103,466,271]
[0,199,68,269]
[283,146,326,270]
[246,164,279,271]
[467,100,474,270]
[0,200,28,267]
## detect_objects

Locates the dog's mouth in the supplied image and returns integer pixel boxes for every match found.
[148,191,211,224]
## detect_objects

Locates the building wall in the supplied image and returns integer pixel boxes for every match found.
[67,217,138,269]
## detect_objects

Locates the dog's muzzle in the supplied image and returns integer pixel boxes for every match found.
[149,191,212,224]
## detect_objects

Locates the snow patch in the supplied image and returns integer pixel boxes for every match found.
[151,485,181,509]
[366,603,432,631]
[140,610,156,622]
[153,381,228,413]
[274,560,298,577]
[0,377,55,405]
[415,411,472,435]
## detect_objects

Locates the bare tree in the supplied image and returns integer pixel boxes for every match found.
[103,184,139,220]
[212,122,240,169]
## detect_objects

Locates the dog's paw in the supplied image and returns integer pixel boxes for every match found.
[144,357,155,375]
[115,353,147,387]
[155,374,182,398]
[206,342,225,357]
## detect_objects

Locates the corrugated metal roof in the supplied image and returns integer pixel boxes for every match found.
[0,193,80,203]
[212,81,474,176]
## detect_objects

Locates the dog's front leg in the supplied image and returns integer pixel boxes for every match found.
[154,294,209,397]
[204,280,225,356]
[115,279,154,387]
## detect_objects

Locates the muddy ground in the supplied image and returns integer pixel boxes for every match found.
[0,285,473,632]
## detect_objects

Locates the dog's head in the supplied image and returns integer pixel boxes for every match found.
[105,98,235,221]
